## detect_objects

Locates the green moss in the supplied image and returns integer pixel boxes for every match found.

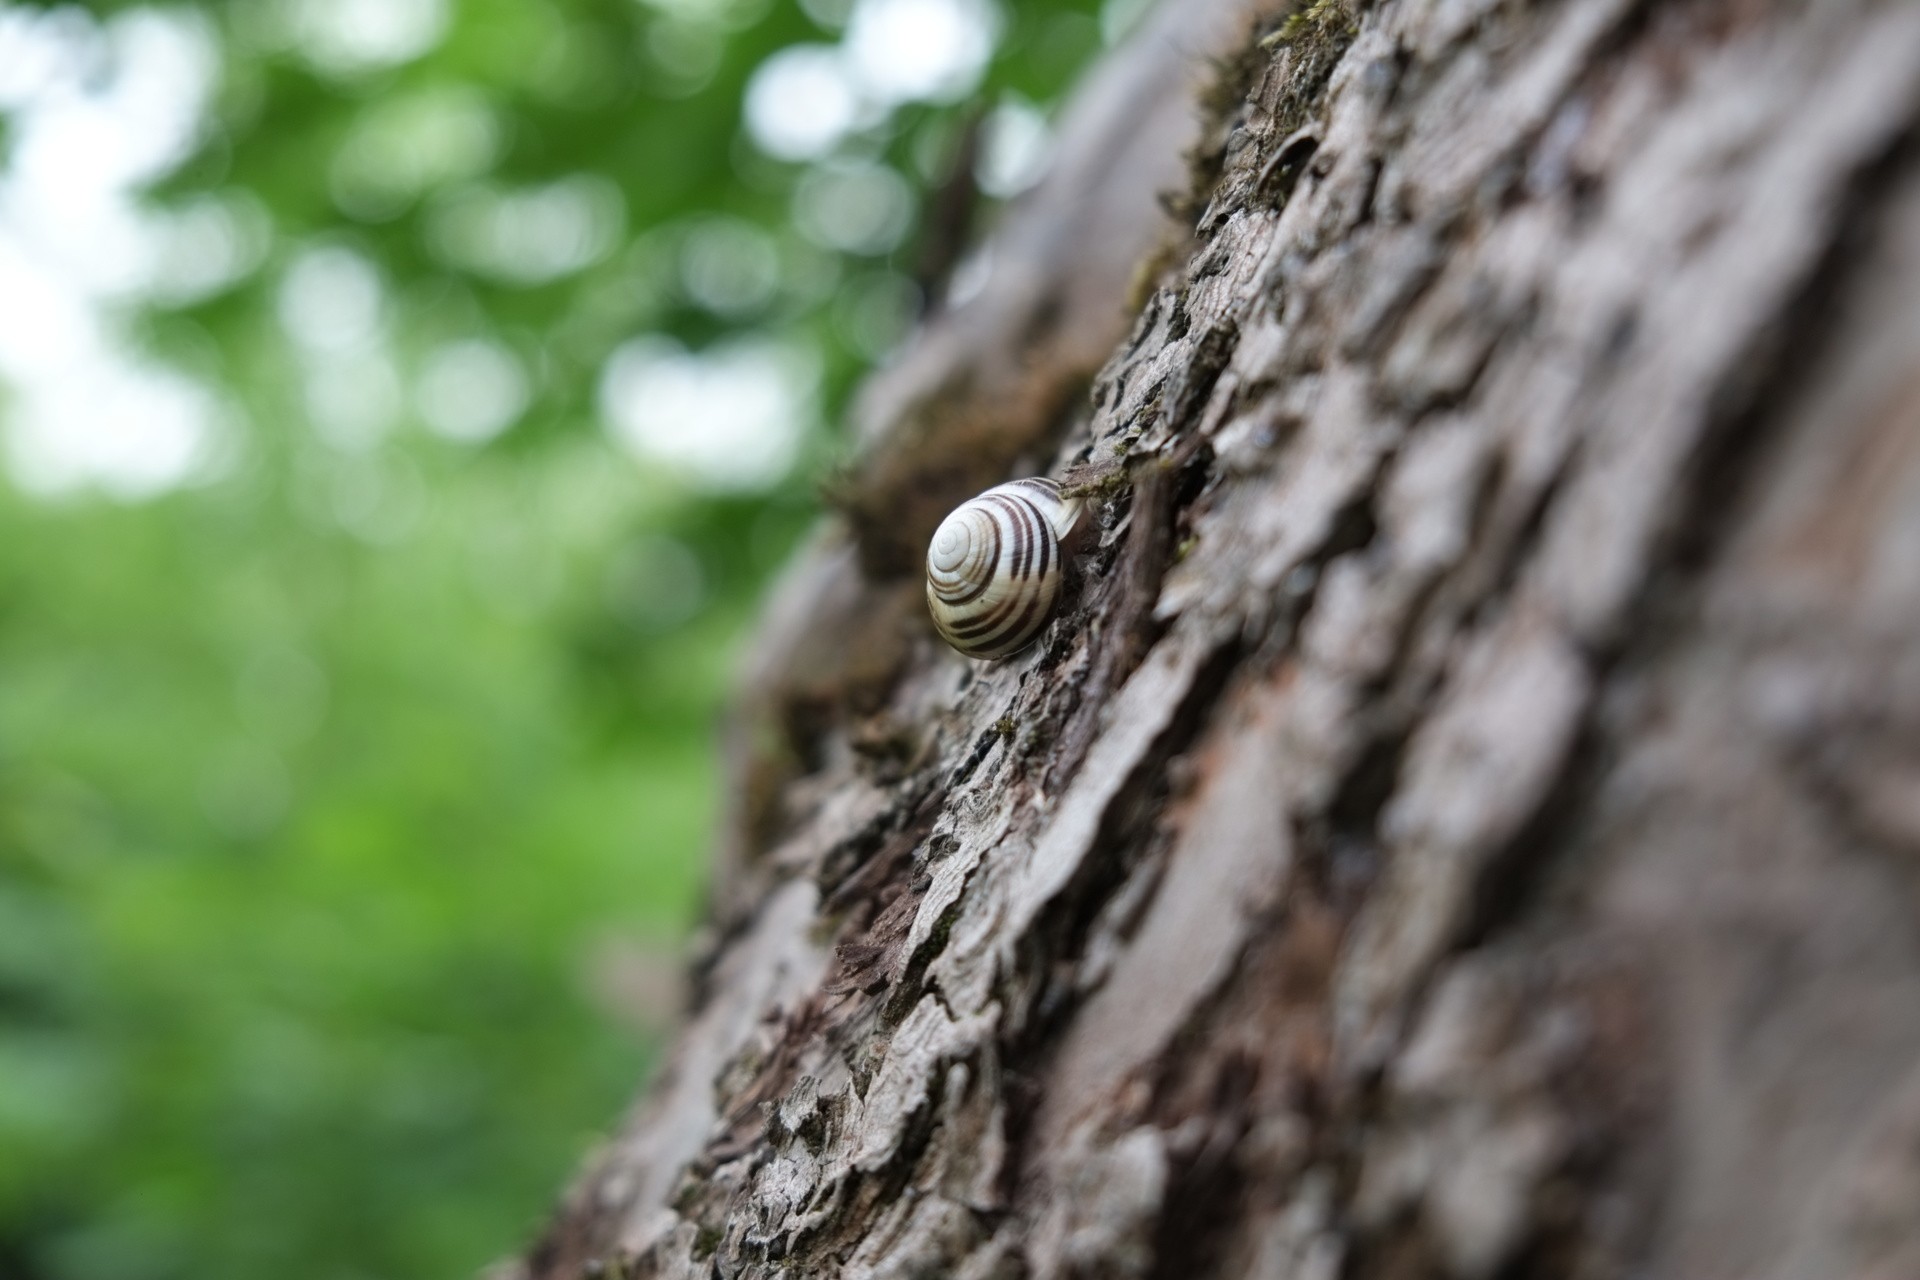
[1064,460,1134,500]
[691,1225,725,1260]
[1268,0,1360,49]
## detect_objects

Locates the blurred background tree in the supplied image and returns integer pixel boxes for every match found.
[0,0,1144,1275]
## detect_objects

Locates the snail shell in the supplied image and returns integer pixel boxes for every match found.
[926,477,1084,659]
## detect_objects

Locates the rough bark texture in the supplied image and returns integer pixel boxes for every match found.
[526,0,1920,1276]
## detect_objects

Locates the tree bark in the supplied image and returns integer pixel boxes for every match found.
[526,0,1920,1276]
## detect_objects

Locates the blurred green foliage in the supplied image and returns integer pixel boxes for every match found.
[0,0,1118,1276]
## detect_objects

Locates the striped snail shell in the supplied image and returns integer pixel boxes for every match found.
[926,477,1084,660]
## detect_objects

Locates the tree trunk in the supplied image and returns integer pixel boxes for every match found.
[524,0,1920,1275]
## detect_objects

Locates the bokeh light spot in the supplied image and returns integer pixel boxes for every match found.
[844,0,996,106]
[743,45,860,161]
[278,247,386,354]
[416,339,530,445]
[978,97,1051,198]
[329,85,500,223]
[304,351,402,452]
[677,218,781,317]
[599,335,818,491]
[287,0,450,78]
[427,176,625,285]
[793,160,912,256]
[644,19,724,99]
[144,191,273,307]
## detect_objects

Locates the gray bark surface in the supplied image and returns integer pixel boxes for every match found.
[526,1,1920,1276]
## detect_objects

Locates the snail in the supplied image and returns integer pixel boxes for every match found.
[926,477,1084,659]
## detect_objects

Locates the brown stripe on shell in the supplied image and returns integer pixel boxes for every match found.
[946,501,1051,643]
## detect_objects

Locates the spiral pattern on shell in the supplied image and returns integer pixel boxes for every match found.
[926,478,1083,659]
